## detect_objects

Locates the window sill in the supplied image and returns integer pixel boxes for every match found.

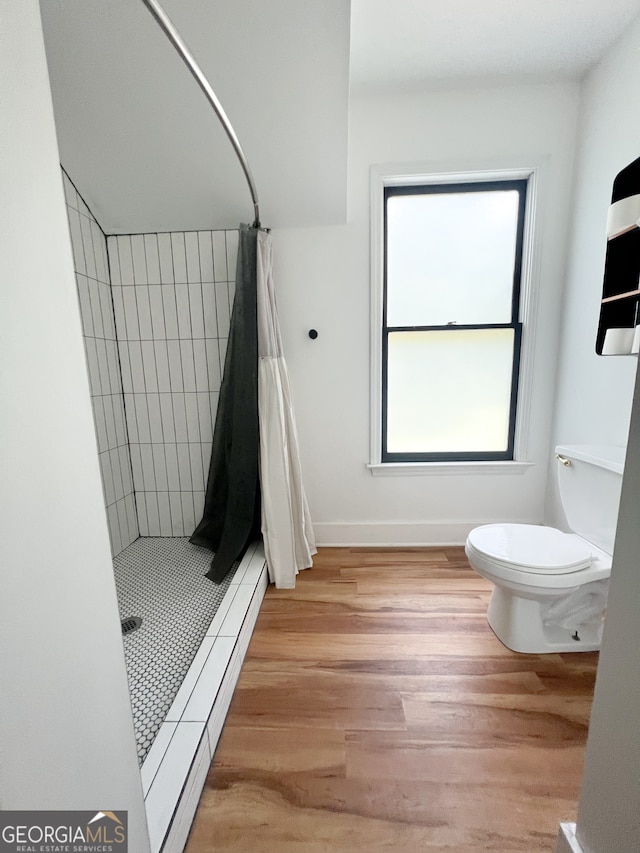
[367,461,535,477]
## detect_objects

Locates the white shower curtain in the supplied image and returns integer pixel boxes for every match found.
[256,230,316,588]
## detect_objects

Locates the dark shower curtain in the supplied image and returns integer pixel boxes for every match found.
[190,224,261,582]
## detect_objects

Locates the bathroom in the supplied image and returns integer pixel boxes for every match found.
[2,2,640,853]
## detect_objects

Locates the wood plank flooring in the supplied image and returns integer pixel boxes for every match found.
[185,547,598,852]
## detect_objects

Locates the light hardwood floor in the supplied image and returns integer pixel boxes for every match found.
[185,547,598,852]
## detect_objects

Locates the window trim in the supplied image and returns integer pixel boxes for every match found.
[369,161,541,475]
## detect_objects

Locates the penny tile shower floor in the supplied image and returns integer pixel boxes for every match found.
[113,537,237,764]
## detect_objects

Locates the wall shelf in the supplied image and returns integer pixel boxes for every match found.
[601,288,640,304]
[597,156,640,355]
[607,223,638,241]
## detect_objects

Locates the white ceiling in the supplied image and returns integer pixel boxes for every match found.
[40,0,351,232]
[40,1,640,233]
[351,0,640,92]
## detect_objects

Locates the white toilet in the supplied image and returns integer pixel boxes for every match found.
[465,445,625,653]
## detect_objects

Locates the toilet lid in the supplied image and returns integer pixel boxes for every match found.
[467,524,593,573]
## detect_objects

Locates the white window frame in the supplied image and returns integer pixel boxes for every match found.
[368,160,541,477]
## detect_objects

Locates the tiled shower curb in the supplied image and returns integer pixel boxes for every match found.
[140,541,268,853]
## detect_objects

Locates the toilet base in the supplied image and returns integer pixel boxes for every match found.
[487,586,603,654]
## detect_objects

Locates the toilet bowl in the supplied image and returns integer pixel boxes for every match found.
[465,445,625,653]
[466,523,611,652]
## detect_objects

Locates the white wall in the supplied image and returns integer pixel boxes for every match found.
[546,17,640,527]
[40,0,351,232]
[547,15,640,853]
[273,82,580,544]
[571,366,640,852]
[0,4,149,849]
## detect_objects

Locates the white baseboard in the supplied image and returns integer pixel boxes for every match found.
[555,823,584,853]
[313,521,487,546]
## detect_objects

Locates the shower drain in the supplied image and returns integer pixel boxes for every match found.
[121,616,143,635]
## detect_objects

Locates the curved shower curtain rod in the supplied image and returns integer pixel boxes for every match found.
[140,0,261,227]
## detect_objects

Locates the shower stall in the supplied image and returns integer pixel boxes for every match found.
[62,166,268,850]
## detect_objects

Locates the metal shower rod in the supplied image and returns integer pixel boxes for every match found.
[140,0,261,227]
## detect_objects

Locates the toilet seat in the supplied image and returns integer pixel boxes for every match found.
[466,523,593,575]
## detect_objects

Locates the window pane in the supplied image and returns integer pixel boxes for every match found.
[386,329,515,454]
[386,189,520,326]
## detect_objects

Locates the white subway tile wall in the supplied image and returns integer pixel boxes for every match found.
[63,169,139,556]
[108,229,238,537]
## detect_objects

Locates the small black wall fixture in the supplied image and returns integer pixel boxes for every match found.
[597,156,640,356]
[308,329,318,340]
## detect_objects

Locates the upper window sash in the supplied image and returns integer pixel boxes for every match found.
[383,180,528,330]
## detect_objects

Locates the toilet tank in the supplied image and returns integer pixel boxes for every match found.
[556,444,626,554]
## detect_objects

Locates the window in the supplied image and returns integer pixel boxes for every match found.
[382,179,528,463]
